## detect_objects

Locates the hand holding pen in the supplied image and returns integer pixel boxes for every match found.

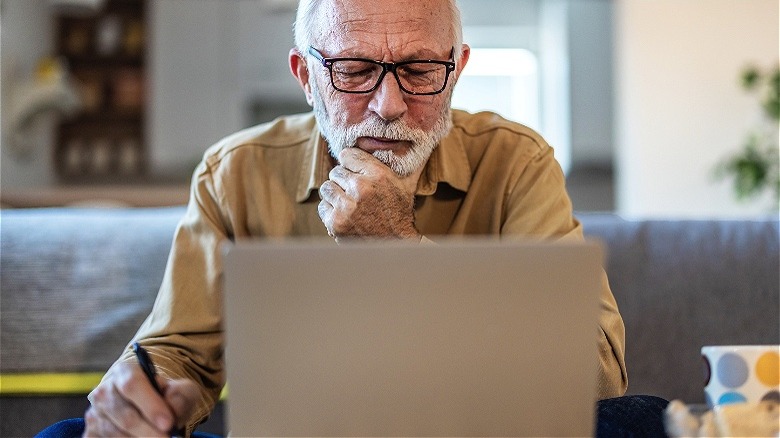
[132,342,187,437]
[85,342,200,437]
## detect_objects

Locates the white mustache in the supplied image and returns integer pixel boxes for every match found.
[346,118,422,145]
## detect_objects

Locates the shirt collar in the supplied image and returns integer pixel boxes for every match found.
[416,129,471,196]
[296,121,472,203]
[296,125,332,203]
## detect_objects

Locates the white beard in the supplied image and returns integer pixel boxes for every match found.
[310,78,453,177]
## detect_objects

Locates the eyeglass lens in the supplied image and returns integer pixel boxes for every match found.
[330,60,449,94]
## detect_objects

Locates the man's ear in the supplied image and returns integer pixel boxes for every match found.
[453,44,471,82]
[289,48,314,106]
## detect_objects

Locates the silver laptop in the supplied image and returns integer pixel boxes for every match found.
[223,238,604,437]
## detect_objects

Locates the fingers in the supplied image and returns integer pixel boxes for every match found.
[319,174,357,213]
[162,378,201,431]
[85,384,166,437]
[318,198,333,224]
[318,188,338,239]
[114,364,175,431]
[84,404,125,437]
[84,362,175,437]
[319,178,346,204]
[327,165,352,190]
[338,147,385,175]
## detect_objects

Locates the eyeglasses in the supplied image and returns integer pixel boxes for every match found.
[308,46,456,95]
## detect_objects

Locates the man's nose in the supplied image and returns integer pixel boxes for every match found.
[367,72,408,121]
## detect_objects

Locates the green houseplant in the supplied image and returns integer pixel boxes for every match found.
[715,64,779,209]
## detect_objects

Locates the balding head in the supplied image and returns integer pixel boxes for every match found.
[293,0,463,62]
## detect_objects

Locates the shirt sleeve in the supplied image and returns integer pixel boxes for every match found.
[105,160,230,433]
[501,143,628,399]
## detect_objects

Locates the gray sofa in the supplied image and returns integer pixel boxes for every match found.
[1,207,778,436]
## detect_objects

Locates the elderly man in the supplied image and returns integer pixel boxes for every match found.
[38,0,669,436]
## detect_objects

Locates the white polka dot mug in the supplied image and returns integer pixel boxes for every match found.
[701,345,780,407]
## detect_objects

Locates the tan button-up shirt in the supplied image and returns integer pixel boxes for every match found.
[110,110,627,431]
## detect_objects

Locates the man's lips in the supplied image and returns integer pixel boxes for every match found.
[356,136,411,153]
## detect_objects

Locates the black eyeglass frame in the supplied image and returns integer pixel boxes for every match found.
[307,46,456,96]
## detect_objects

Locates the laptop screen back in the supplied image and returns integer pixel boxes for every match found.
[223,238,603,437]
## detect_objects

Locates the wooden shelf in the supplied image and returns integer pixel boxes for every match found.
[61,111,143,124]
[66,55,144,68]
[54,0,147,183]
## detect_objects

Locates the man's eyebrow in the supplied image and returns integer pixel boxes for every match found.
[333,48,450,61]
[402,49,450,61]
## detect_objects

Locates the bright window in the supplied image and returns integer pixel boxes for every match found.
[451,48,541,133]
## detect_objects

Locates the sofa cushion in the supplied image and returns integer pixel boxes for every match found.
[2,207,777,406]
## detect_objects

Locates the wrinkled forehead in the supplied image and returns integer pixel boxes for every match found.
[313,0,454,58]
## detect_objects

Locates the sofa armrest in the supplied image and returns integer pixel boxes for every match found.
[1,207,185,375]
[578,213,780,402]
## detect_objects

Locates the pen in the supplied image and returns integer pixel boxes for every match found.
[133,342,163,393]
[132,342,185,437]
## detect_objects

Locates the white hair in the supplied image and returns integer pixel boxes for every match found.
[293,0,464,62]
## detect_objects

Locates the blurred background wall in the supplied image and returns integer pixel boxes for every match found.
[1,0,777,216]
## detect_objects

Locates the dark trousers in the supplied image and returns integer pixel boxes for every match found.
[36,395,670,437]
